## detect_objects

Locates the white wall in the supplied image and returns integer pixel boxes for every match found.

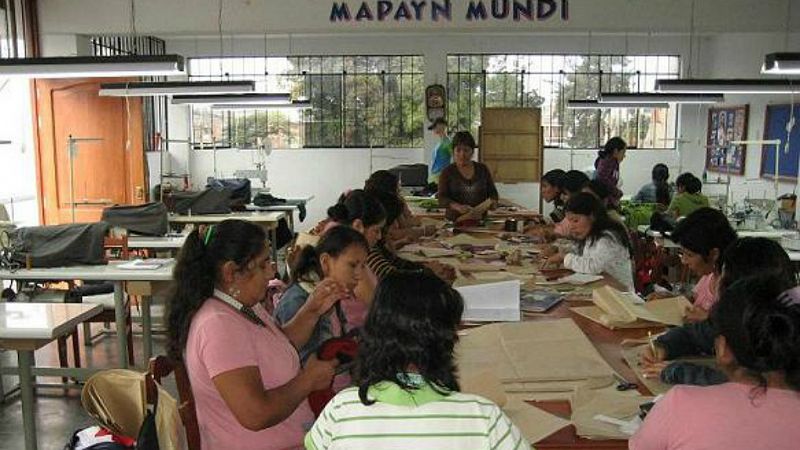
[0,79,38,226]
[12,0,799,227]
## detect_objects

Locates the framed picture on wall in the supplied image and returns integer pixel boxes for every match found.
[706,105,748,175]
[761,103,800,181]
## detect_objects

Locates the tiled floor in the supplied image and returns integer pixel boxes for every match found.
[0,323,172,450]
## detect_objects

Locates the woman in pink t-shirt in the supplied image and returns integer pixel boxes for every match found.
[651,208,737,322]
[632,274,800,450]
[167,220,342,450]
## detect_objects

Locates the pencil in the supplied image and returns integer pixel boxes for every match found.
[648,331,657,356]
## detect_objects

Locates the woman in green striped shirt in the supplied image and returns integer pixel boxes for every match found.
[305,272,529,450]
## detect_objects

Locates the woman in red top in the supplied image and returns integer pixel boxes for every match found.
[594,137,627,208]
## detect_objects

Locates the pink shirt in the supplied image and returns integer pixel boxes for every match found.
[630,382,800,450]
[692,273,718,311]
[185,298,314,450]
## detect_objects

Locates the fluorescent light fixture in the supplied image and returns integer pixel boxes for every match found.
[762,53,800,75]
[211,100,312,111]
[172,92,292,105]
[99,80,255,97]
[567,99,669,109]
[600,92,724,104]
[656,79,800,94]
[0,55,184,78]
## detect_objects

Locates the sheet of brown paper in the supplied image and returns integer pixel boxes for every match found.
[503,376,614,393]
[456,319,616,383]
[570,385,652,440]
[621,345,718,396]
[503,400,572,444]
[444,233,501,247]
[570,305,657,329]
[459,371,508,407]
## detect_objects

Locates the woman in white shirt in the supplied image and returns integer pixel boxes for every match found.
[547,192,635,290]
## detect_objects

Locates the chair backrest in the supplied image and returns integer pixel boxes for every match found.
[146,356,201,450]
[104,230,130,260]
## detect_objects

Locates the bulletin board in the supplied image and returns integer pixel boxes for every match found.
[706,105,748,175]
[761,103,800,181]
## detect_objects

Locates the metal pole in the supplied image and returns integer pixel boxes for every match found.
[68,135,76,223]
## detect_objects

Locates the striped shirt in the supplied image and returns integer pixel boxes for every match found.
[305,382,530,450]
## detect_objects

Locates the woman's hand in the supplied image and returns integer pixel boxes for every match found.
[640,361,669,379]
[301,355,338,391]
[684,305,709,323]
[538,244,558,258]
[641,343,668,365]
[546,252,565,266]
[306,279,348,317]
[451,203,471,214]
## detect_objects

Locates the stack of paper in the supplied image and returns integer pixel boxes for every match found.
[117,259,170,270]
[571,286,692,329]
[455,280,521,322]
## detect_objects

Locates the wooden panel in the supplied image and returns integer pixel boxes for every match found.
[481,107,541,131]
[480,133,541,159]
[483,158,542,183]
[33,78,146,225]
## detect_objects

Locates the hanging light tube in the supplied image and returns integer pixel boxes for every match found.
[0,55,184,78]
[172,92,292,105]
[600,92,724,104]
[99,80,255,97]
[762,53,800,75]
[567,99,670,109]
[656,78,800,94]
[211,100,312,111]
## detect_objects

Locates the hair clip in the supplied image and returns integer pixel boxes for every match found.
[778,286,800,307]
[203,224,216,246]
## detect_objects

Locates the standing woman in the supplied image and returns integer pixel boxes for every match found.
[437,131,499,221]
[594,137,627,209]
[167,220,338,450]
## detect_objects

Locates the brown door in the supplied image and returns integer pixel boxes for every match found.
[32,78,146,225]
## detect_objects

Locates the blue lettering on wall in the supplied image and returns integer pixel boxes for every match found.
[431,0,452,21]
[356,2,374,20]
[466,1,488,20]
[330,2,352,21]
[329,0,568,23]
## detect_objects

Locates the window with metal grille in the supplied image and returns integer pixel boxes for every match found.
[447,54,681,149]
[88,35,169,153]
[188,55,425,149]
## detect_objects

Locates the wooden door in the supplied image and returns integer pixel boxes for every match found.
[33,78,146,225]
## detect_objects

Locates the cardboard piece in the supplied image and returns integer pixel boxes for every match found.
[570,385,652,440]
[503,400,572,444]
[591,286,692,327]
[570,306,657,330]
[444,233,501,248]
[456,198,494,223]
[456,319,616,382]
[459,371,508,407]
[456,280,521,322]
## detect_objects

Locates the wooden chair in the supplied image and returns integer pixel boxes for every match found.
[146,355,201,450]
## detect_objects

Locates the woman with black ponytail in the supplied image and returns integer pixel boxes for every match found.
[166,219,338,449]
[633,163,673,206]
[632,274,800,450]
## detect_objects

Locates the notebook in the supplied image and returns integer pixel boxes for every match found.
[520,289,564,313]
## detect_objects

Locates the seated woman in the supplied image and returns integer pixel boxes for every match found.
[364,170,433,246]
[633,163,673,207]
[631,274,800,450]
[660,207,737,321]
[542,168,567,222]
[641,237,798,386]
[527,169,588,241]
[546,192,634,290]
[167,220,338,450]
[668,172,709,218]
[305,271,528,450]
[275,226,369,363]
[437,131,499,221]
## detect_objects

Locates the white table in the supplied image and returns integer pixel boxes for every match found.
[0,261,174,368]
[128,234,187,250]
[637,225,796,240]
[169,211,287,260]
[245,195,314,231]
[0,302,102,450]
